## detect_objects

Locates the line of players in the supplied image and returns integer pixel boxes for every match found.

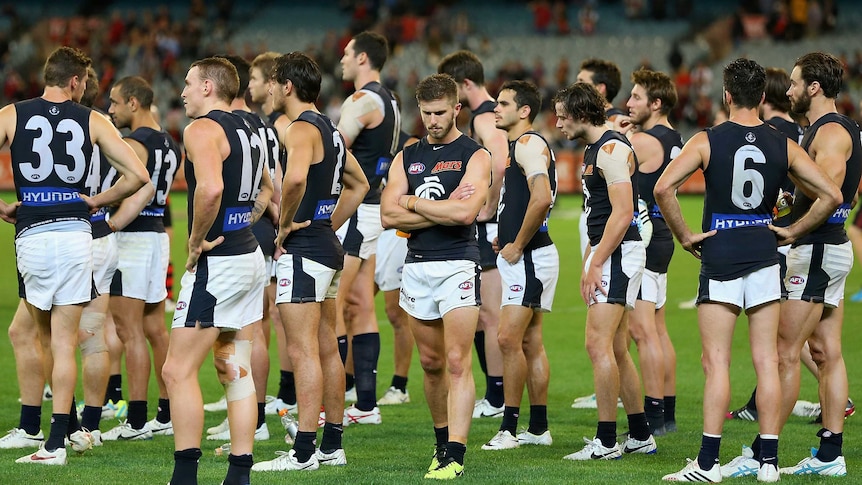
[1,40,857,484]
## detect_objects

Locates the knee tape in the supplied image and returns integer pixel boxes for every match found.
[78,311,107,356]
[222,339,254,402]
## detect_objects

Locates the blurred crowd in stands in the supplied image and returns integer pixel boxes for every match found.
[0,0,860,151]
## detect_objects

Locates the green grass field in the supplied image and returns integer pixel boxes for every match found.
[0,193,859,484]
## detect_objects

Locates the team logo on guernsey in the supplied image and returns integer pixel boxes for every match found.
[408,162,425,174]
[788,275,805,285]
[48,106,60,116]
[416,176,445,199]
[431,161,462,174]
[176,301,187,311]
[509,284,524,292]
[745,132,756,143]
[459,281,474,290]
[279,278,292,287]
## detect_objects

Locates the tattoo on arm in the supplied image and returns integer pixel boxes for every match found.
[250,199,267,225]
[527,172,548,191]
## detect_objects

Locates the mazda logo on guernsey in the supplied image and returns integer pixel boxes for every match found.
[509,285,524,292]
[788,276,805,285]
[176,301,187,310]
[408,162,425,174]
[459,281,473,290]
[279,278,291,287]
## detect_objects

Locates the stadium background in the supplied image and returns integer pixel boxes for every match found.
[0,1,861,483]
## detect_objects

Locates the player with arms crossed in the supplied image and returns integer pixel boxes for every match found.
[438,51,510,419]
[381,73,490,479]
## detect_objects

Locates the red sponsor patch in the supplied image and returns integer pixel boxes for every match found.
[459,281,474,290]
[408,162,425,174]
[431,161,462,174]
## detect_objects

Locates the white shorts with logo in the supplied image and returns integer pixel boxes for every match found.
[172,248,266,330]
[335,203,383,260]
[399,260,481,320]
[112,232,169,303]
[584,240,645,310]
[784,241,852,308]
[17,231,93,311]
[498,244,559,312]
[274,254,341,304]
[374,229,408,292]
[697,264,780,310]
[92,234,118,295]
[638,269,668,309]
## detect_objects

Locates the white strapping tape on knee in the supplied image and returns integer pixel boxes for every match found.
[78,311,107,356]
[224,339,254,402]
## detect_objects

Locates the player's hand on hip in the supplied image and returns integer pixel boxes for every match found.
[682,230,716,260]
[768,224,795,247]
[186,236,225,272]
[499,242,522,264]
[580,263,606,306]
[0,201,20,224]
[79,193,100,214]
[275,220,311,250]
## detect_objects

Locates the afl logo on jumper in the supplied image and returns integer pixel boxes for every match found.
[408,162,425,174]
[459,281,474,290]
[509,284,524,292]
[788,275,805,285]
[176,301,187,310]
[279,278,291,287]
